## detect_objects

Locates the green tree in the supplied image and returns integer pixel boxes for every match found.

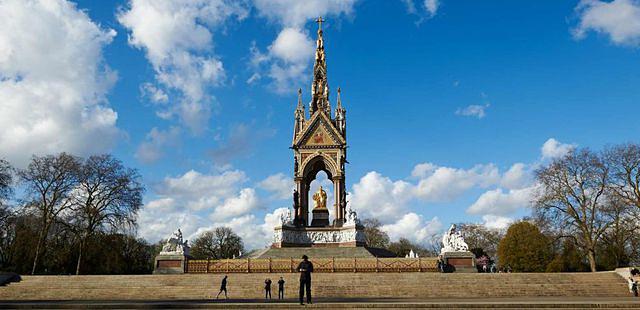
[497,221,552,272]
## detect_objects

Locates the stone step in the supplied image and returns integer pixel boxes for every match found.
[0,272,631,301]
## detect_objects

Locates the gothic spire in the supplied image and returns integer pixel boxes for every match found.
[310,16,330,115]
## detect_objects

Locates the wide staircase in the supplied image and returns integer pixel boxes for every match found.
[0,271,631,301]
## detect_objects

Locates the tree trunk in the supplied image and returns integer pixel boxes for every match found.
[75,237,85,275]
[31,222,48,275]
[587,248,597,272]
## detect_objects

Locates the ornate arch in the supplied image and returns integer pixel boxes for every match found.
[301,153,337,184]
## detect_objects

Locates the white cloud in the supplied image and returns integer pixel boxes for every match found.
[500,163,531,190]
[252,0,357,27]
[414,164,500,202]
[135,126,181,163]
[350,171,414,221]
[141,83,169,103]
[210,188,260,220]
[0,0,120,167]
[411,162,437,179]
[156,169,248,211]
[424,0,439,16]
[249,0,357,93]
[402,0,440,24]
[139,168,257,242]
[258,173,294,200]
[466,186,534,216]
[381,213,442,244]
[481,215,513,230]
[541,138,576,160]
[573,0,640,46]
[250,27,315,94]
[455,104,490,119]
[118,0,248,133]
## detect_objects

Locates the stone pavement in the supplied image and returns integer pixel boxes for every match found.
[1,297,640,309]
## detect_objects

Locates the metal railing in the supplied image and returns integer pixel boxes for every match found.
[186,257,439,273]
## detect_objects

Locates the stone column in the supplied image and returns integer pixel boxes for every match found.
[295,177,308,226]
[332,176,345,226]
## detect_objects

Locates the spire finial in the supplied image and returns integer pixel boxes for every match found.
[316,16,325,31]
[297,88,303,108]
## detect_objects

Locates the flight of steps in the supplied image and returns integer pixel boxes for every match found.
[0,271,631,301]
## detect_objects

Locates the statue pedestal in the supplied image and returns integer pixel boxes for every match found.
[310,208,330,227]
[273,224,365,248]
[442,251,476,273]
[153,254,188,274]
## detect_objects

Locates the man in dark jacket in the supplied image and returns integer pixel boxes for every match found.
[297,255,313,305]
[264,278,272,299]
[277,277,285,299]
[215,275,228,299]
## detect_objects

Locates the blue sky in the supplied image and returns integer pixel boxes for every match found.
[1,0,640,249]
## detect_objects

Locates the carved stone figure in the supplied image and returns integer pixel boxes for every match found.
[440,224,469,255]
[160,228,191,256]
[274,226,366,245]
[344,205,360,226]
[312,186,327,209]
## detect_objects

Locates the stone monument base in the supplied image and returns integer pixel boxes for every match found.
[153,254,188,274]
[273,224,366,248]
[442,251,476,273]
[310,208,330,227]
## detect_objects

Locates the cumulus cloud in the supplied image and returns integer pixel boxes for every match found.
[381,213,442,244]
[210,188,260,220]
[135,126,181,163]
[249,28,315,94]
[541,138,576,160]
[138,169,258,242]
[258,173,294,200]
[573,0,640,47]
[481,215,513,230]
[500,163,531,190]
[414,164,500,202]
[154,169,247,211]
[466,187,535,216]
[0,0,120,167]
[118,0,248,133]
[249,0,357,93]
[350,171,414,221]
[455,104,490,119]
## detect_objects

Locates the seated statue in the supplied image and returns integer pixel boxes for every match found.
[160,228,191,256]
[440,224,469,254]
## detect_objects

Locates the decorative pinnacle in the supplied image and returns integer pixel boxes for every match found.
[297,88,303,109]
[316,16,325,31]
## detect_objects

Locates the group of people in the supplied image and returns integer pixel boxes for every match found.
[215,255,314,305]
[262,277,285,299]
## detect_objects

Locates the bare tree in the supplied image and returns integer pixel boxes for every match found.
[534,149,611,272]
[0,159,14,266]
[605,143,640,210]
[458,223,504,259]
[18,153,81,274]
[0,159,11,207]
[190,227,244,259]
[68,154,144,275]
[362,218,390,249]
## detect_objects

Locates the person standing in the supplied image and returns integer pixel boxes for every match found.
[278,277,285,299]
[215,275,228,299]
[264,278,272,299]
[297,255,313,305]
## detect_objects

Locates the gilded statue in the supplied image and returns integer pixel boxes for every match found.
[312,186,327,209]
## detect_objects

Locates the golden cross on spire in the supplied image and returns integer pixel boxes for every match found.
[315,16,325,31]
